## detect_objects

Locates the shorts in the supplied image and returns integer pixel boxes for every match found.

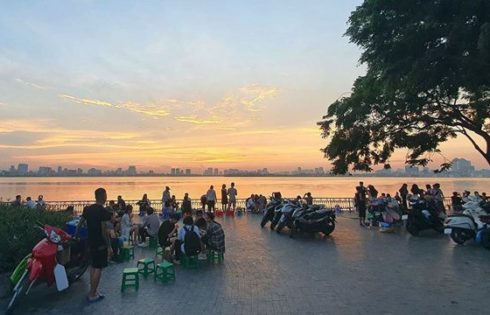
[358,205,366,218]
[90,247,108,269]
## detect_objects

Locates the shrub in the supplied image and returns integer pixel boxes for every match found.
[0,204,70,273]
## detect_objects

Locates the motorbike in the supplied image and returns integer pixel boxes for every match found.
[260,193,284,228]
[275,202,336,237]
[405,198,445,236]
[6,223,89,314]
[273,200,298,232]
[291,207,336,237]
[444,198,490,247]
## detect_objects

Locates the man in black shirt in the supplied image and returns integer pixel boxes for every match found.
[77,188,112,303]
[158,213,179,249]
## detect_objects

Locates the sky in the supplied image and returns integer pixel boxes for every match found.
[0,0,487,172]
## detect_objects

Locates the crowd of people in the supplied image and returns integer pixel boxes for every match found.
[73,187,226,303]
[353,181,488,227]
[9,194,46,210]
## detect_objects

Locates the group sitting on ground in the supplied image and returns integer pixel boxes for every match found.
[158,211,225,264]
[245,194,267,213]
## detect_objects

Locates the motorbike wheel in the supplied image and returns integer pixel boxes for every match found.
[450,229,472,245]
[406,222,419,236]
[322,220,336,236]
[481,230,490,249]
[67,259,89,283]
[276,221,286,233]
[260,215,269,228]
[6,271,29,315]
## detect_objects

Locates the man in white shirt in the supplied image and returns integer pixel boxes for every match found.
[176,216,201,261]
[26,197,36,209]
[227,182,238,211]
[206,185,217,212]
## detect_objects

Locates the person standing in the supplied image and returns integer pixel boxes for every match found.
[398,184,408,211]
[76,188,112,303]
[182,193,193,216]
[355,186,367,226]
[162,186,171,218]
[117,195,126,212]
[227,182,237,211]
[304,192,313,205]
[206,185,217,212]
[221,184,228,211]
[432,183,445,214]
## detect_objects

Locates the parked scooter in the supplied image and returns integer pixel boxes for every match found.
[291,207,336,237]
[444,198,490,247]
[260,192,284,228]
[6,223,89,314]
[274,200,298,232]
[405,197,445,236]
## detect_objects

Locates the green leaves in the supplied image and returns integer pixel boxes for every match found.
[320,0,490,174]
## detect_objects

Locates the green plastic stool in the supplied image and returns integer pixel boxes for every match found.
[182,255,199,269]
[121,268,139,292]
[207,249,224,264]
[148,237,158,249]
[137,258,156,278]
[154,260,176,283]
[121,245,135,261]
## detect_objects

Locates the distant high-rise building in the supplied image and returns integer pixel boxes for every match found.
[17,163,28,175]
[38,167,53,176]
[452,158,475,176]
[57,166,63,175]
[176,168,180,176]
[87,168,102,176]
[185,169,191,175]
[404,166,419,176]
[171,168,176,176]
[127,166,137,176]
[214,168,219,176]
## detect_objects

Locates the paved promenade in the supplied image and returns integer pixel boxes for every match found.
[2,213,490,315]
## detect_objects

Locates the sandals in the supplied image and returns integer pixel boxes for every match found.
[87,294,105,303]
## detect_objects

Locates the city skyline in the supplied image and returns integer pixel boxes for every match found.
[0,0,488,171]
[2,157,489,178]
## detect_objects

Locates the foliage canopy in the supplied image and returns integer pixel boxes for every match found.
[319,0,490,174]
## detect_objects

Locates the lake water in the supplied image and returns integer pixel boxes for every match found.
[0,176,488,202]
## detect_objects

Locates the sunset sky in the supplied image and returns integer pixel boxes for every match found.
[0,0,487,172]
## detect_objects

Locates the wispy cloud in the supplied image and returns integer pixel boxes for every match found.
[59,94,114,107]
[59,95,170,118]
[174,116,220,125]
[15,78,50,90]
[239,84,278,112]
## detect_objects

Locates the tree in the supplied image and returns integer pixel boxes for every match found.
[319,0,490,174]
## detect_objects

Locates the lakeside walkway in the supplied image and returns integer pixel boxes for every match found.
[2,214,489,315]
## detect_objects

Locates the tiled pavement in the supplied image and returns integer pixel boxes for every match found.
[2,213,490,315]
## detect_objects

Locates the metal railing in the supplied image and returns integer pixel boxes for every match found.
[1,197,455,215]
[34,197,356,215]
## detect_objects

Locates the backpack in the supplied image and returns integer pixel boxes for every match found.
[184,225,201,256]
